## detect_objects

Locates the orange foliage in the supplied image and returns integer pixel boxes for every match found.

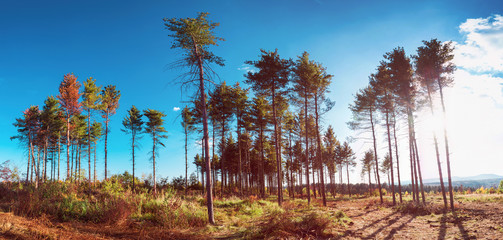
[57,73,82,117]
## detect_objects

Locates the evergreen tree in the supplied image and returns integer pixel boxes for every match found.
[144,109,168,195]
[100,85,120,180]
[414,39,456,211]
[164,12,224,224]
[348,85,384,203]
[122,105,143,190]
[245,49,291,205]
[82,77,101,185]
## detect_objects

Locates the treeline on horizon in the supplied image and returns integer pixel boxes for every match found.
[9,12,459,224]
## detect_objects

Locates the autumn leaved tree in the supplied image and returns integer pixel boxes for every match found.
[164,12,224,224]
[57,73,81,181]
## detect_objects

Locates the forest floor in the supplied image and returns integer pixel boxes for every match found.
[1,194,503,239]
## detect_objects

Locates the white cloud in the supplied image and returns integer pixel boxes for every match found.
[454,14,503,73]
[237,65,256,74]
[173,107,180,111]
[439,14,503,177]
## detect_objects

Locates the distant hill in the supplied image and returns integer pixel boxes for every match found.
[404,174,503,188]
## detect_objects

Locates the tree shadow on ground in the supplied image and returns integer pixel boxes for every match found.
[336,211,399,239]
[438,212,471,240]
[382,215,416,239]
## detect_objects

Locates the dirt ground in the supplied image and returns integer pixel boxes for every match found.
[1,194,502,239]
[328,195,503,239]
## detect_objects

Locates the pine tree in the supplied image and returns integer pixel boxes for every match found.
[245,49,291,206]
[348,85,384,203]
[164,12,224,224]
[100,85,120,180]
[144,109,168,195]
[82,77,101,185]
[414,39,456,211]
[122,106,143,190]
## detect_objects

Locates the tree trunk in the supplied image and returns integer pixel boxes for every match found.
[385,109,396,205]
[392,112,402,203]
[409,134,416,202]
[438,83,455,211]
[152,133,157,195]
[413,137,426,204]
[220,122,225,198]
[271,86,283,206]
[88,110,92,186]
[58,138,61,181]
[237,118,242,196]
[133,133,136,191]
[304,92,311,204]
[314,95,327,206]
[66,117,70,180]
[346,163,351,197]
[192,36,215,225]
[427,89,448,208]
[94,140,97,186]
[26,140,31,182]
[259,126,264,198]
[369,108,383,203]
[104,116,109,180]
[185,125,188,195]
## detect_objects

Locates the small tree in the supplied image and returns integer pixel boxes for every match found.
[122,106,143,190]
[100,85,120,180]
[144,109,168,195]
[181,106,195,194]
[360,150,375,194]
[82,77,101,185]
[90,121,103,184]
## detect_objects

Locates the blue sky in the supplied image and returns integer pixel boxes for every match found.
[1,0,502,183]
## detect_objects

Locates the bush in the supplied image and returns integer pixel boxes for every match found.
[475,187,486,194]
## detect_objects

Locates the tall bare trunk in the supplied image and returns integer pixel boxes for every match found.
[314,95,327,206]
[192,35,215,224]
[104,117,109,180]
[392,113,402,203]
[427,89,447,208]
[88,111,92,186]
[346,163,351,196]
[66,117,70,180]
[57,139,61,181]
[271,86,282,206]
[152,133,156,195]
[369,109,383,203]
[304,93,311,204]
[385,109,396,205]
[185,125,188,195]
[132,134,136,190]
[438,83,455,211]
[94,140,97,186]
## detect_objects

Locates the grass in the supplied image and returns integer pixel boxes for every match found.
[3,180,502,239]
